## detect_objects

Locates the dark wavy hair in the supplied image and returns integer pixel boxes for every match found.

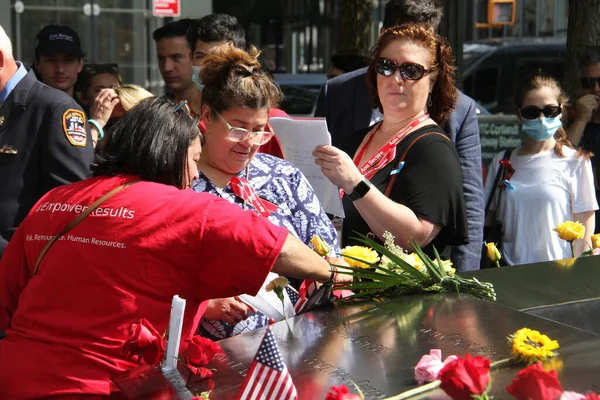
[366,24,457,125]
[515,70,591,159]
[92,96,201,188]
[383,0,443,30]
[199,43,282,114]
[194,13,246,51]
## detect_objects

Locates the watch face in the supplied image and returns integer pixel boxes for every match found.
[348,179,372,201]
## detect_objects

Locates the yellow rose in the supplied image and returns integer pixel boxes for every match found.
[485,242,502,262]
[554,221,585,242]
[591,233,600,249]
[341,246,380,269]
[310,235,331,257]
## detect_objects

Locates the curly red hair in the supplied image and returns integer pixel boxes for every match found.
[366,24,457,125]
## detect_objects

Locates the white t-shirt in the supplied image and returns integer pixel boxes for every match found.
[484,146,598,265]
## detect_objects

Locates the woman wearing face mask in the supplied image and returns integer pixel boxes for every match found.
[484,71,598,265]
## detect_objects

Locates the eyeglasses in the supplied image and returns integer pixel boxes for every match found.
[214,111,274,145]
[580,77,600,89]
[519,105,562,120]
[375,57,433,80]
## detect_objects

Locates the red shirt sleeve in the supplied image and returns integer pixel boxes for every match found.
[196,196,288,299]
[0,225,30,331]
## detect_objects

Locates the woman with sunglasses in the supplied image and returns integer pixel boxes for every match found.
[484,71,597,265]
[192,44,342,339]
[313,24,468,257]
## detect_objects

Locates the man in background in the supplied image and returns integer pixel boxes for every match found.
[193,13,247,63]
[33,25,84,99]
[314,0,484,271]
[0,25,93,257]
[567,50,600,232]
[153,19,200,115]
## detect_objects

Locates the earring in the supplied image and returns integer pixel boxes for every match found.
[427,93,433,108]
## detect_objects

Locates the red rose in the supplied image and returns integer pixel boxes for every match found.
[438,354,491,400]
[325,385,362,400]
[586,394,600,400]
[123,319,165,365]
[507,363,563,400]
[183,335,223,377]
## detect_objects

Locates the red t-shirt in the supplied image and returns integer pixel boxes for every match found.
[0,175,287,398]
[198,108,288,159]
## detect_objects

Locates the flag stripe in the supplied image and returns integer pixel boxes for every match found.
[239,362,261,400]
[235,327,298,400]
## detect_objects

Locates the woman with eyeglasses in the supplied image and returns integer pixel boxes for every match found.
[0,96,351,398]
[192,44,343,340]
[313,24,468,257]
[484,71,597,265]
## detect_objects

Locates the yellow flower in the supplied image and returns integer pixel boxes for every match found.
[441,260,456,276]
[542,358,564,374]
[554,221,585,242]
[509,328,559,364]
[265,276,289,292]
[310,235,330,257]
[341,246,380,269]
[403,253,425,271]
[485,242,502,262]
[591,233,600,249]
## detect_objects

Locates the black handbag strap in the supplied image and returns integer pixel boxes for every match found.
[485,149,513,215]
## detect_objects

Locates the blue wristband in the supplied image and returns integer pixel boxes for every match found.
[88,119,105,141]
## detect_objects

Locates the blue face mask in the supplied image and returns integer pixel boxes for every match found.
[521,115,562,141]
[191,66,204,91]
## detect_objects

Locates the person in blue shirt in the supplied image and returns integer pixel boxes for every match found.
[192,44,341,340]
[0,24,94,257]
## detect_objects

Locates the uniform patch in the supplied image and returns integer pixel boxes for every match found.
[62,109,87,147]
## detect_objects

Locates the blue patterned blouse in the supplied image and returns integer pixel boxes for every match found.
[192,153,340,254]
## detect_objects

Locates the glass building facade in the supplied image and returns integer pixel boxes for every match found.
[1,0,211,93]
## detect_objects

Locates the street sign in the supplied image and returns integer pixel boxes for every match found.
[152,0,180,17]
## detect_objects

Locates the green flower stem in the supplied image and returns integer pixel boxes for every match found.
[494,260,500,268]
[570,241,575,258]
[490,358,512,369]
[383,380,440,400]
[383,359,511,400]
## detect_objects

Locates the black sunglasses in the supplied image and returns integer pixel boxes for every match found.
[580,77,600,89]
[519,105,562,120]
[375,57,433,80]
[84,63,120,75]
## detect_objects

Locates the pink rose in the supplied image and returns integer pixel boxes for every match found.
[560,393,586,400]
[414,349,458,384]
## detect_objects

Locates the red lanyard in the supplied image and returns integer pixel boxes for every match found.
[230,177,278,217]
[353,113,429,181]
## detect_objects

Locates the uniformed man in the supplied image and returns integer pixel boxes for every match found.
[33,24,84,99]
[0,25,94,257]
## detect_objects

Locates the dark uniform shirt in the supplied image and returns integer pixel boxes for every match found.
[0,68,94,256]
[580,122,600,233]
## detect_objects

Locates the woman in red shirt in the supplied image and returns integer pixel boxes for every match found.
[0,96,348,399]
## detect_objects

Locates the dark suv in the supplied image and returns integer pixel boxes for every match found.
[462,38,567,114]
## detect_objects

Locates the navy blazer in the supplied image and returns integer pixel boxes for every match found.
[0,69,94,256]
[314,67,484,271]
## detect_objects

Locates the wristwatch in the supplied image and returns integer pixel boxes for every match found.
[347,178,373,201]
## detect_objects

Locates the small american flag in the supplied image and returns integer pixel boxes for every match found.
[284,285,306,314]
[236,327,298,400]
